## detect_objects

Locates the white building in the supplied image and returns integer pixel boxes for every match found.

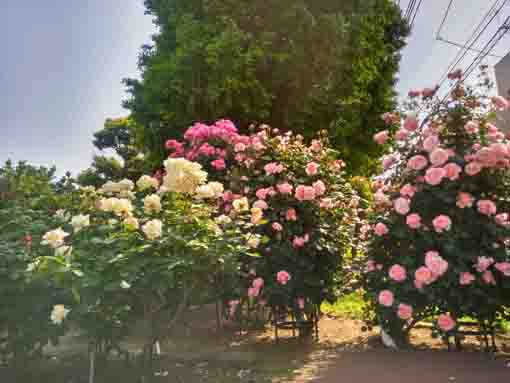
[495,53,510,132]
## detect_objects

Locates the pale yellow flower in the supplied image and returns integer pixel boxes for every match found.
[232,197,249,212]
[137,175,159,191]
[111,198,134,217]
[50,304,70,325]
[70,214,90,232]
[142,219,163,240]
[250,208,264,224]
[42,228,69,248]
[123,216,140,230]
[162,158,207,194]
[144,194,162,214]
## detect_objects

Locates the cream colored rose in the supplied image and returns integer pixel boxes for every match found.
[41,228,70,248]
[99,179,134,194]
[144,194,162,214]
[137,175,159,191]
[246,236,260,249]
[123,215,140,230]
[215,215,232,225]
[250,208,263,224]
[195,182,224,199]
[111,198,134,217]
[232,197,249,212]
[71,214,90,233]
[162,158,207,194]
[142,219,163,240]
[50,304,70,325]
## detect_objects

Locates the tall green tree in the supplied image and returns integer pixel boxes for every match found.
[124,0,409,174]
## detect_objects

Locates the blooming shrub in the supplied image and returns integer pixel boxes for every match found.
[32,158,249,364]
[363,70,510,346]
[166,122,361,325]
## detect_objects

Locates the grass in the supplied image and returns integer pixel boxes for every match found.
[321,291,365,319]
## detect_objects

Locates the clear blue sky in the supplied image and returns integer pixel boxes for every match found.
[1,1,509,176]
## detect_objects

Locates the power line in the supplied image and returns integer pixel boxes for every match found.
[409,0,423,29]
[405,0,417,20]
[436,0,508,91]
[436,0,454,38]
[435,36,504,58]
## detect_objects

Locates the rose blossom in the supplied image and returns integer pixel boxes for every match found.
[247,287,260,297]
[276,270,291,285]
[398,303,413,320]
[400,184,416,197]
[437,314,456,332]
[389,264,407,282]
[460,272,476,285]
[313,180,326,196]
[482,270,496,285]
[477,200,497,216]
[253,200,269,210]
[465,121,479,134]
[495,213,509,226]
[494,262,510,276]
[305,162,320,175]
[374,223,389,236]
[286,208,297,221]
[430,148,449,166]
[295,185,316,201]
[320,198,334,209]
[492,95,509,110]
[457,192,474,208]
[406,213,421,229]
[404,116,419,131]
[394,197,411,215]
[378,290,394,307]
[277,182,293,194]
[444,163,462,180]
[465,162,482,176]
[366,260,376,272]
[395,129,410,141]
[311,139,322,152]
[382,155,396,170]
[211,158,226,170]
[423,136,440,152]
[432,215,452,233]
[425,167,447,186]
[407,155,428,170]
[256,188,270,200]
[264,162,284,175]
[415,266,433,285]
[475,256,494,273]
[374,131,389,145]
[425,251,448,276]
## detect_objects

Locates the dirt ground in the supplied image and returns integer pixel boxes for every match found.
[3,306,510,382]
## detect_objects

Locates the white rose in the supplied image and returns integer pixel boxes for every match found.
[247,236,260,249]
[142,219,163,240]
[143,194,162,214]
[71,214,90,233]
[137,175,159,191]
[195,184,216,199]
[232,197,249,212]
[120,280,131,289]
[215,215,232,225]
[111,198,133,217]
[41,228,69,248]
[50,304,70,325]
[162,158,207,194]
[123,216,140,230]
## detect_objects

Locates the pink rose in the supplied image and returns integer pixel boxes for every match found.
[272,222,283,232]
[430,148,449,166]
[297,297,305,310]
[253,277,264,289]
[464,121,479,134]
[437,314,456,332]
[425,167,447,186]
[381,113,396,125]
[312,180,326,196]
[293,236,306,248]
[465,162,482,176]
[378,290,394,307]
[395,129,410,141]
[382,155,396,170]
[459,272,475,285]
[211,158,226,170]
[482,270,496,285]
[495,213,509,226]
[492,95,509,110]
[235,143,246,152]
[276,270,291,285]
[423,136,440,152]
[374,223,389,236]
[407,155,428,171]
[400,184,416,198]
[404,116,419,131]
[389,264,407,282]
[475,256,494,273]
[406,213,421,229]
[444,163,462,180]
[286,208,297,221]
[277,182,293,195]
[320,198,334,209]
[398,303,413,320]
[305,162,320,175]
[394,197,411,215]
[264,162,284,175]
[456,192,474,208]
[311,139,322,152]
[365,260,376,272]
[374,131,389,145]
[415,266,434,285]
[253,200,269,210]
[247,287,260,297]
[256,188,269,200]
[425,251,448,276]
[432,215,452,233]
[477,200,497,216]
[295,185,316,201]
[494,262,510,276]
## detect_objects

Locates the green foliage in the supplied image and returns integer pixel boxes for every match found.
[124,0,409,174]
[321,291,365,319]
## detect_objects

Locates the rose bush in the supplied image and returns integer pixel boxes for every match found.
[165,121,362,329]
[363,70,510,346]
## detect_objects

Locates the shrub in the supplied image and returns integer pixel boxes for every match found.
[363,70,510,346]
